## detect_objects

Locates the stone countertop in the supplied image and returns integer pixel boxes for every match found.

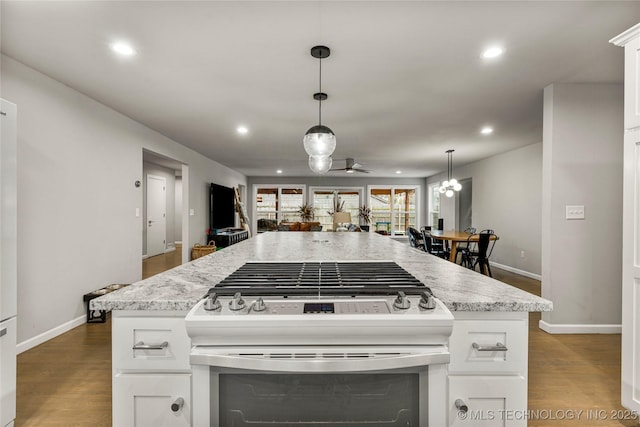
[91,232,552,313]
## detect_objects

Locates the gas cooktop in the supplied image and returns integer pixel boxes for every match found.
[208,261,432,297]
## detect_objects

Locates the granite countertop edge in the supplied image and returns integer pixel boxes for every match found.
[91,232,553,313]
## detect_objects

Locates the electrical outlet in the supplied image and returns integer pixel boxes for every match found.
[565,205,585,220]
[520,250,525,258]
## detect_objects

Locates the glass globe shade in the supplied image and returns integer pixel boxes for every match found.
[439,186,446,194]
[445,189,454,198]
[308,155,332,174]
[442,180,449,188]
[303,125,336,157]
[454,183,462,191]
[449,178,458,186]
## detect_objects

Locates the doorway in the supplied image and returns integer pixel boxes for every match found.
[146,174,166,257]
[142,150,188,276]
[456,178,472,231]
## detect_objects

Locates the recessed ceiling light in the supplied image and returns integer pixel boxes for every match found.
[395,170,402,174]
[481,126,494,135]
[276,169,283,174]
[111,42,136,56]
[482,46,504,59]
[237,126,249,135]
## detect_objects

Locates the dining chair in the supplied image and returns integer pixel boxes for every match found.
[472,231,497,276]
[454,227,477,264]
[457,232,478,268]
[422,229,448,259]
[407,227,425,251]
[421,226,446,254]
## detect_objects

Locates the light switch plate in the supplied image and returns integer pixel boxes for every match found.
[565,205,585,220]
[189,208,195,216]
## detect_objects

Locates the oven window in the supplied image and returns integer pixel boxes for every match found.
[218,373,419,426]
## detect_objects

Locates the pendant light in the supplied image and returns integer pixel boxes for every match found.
[308,155,333,174]
[439,149,462,197]
[304,46,336,173]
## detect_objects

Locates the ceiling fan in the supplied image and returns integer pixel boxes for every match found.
[330,158,371,174]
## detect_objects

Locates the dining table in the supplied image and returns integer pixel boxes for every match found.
[428,230,499,263]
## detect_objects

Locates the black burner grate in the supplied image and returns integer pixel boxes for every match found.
[210,261,430,297]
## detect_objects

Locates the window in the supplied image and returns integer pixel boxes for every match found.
[368,186,419,237]
[254,185,305,232]
[428,183,441,227]
[310,187,363,231]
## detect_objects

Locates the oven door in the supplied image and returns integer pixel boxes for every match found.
[191,345,449,427]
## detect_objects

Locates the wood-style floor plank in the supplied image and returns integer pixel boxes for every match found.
[15,254,635,426]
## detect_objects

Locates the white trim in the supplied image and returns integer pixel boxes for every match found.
[17,315,86,354]
[610,22,640,46]
[163,246,176,254]
[539,320,621,334]
[142,254,149,260]
[491,262,542,281]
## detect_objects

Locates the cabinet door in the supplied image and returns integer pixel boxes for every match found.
[0,318,16,427]
[449,375,527,427]
[622,130,640,413]
[114,373,191,427]
[624,37,640,130]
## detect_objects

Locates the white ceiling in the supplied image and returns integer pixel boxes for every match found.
[2,1,639,178]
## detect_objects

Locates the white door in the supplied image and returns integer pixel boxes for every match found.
[146,175,166,257]
[612,24,640,415]
[0,99,17,322]
[622,130,640,413]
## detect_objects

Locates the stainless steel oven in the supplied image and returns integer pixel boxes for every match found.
[185,262,454,427]
[191,346,449,426]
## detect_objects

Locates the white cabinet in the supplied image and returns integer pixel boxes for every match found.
[449,375,527,427]
[448,312,529,427]
[0,318,16,427]
[112,311,192,427]
[611,23,640,415]
[113,373,191,427]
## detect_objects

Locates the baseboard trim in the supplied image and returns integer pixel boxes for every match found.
[539,320,621,334]
[142,254,149,260]
[164,246,176,254]
[491,262,542,281]
[17,314,86,354]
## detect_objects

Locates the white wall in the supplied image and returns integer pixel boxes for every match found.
[175,176,183,243]
[541,83,623,330]
[427,143,543,277]
[2,55,247,346]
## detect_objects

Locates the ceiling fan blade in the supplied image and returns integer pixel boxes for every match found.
[354,168,371,173]
[352,162,363,168]
[328,167,347,171]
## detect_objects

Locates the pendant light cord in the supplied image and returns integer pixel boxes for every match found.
[318,56,322,126]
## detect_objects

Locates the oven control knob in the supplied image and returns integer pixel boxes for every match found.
[253,297,266,312]
[419,292,436,310]
[229,292,246,311]
[393,291,411,310]
[204,293,221,311]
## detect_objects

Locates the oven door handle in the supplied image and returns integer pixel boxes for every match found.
[190,349,450,372]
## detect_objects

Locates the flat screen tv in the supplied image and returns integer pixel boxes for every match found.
[209,183,236,232]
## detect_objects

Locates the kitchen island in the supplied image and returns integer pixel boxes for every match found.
[93,231,551,426]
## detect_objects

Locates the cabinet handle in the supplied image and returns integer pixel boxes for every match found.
[132,341,168,350]
[455,399,468,414]
[171,397,184,413]
[472,342,508,352]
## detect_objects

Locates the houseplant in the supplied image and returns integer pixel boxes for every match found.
[358,205,371,231]
[297,203,314,222]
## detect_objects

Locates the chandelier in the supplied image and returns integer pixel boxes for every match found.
[303,45,335,174]
[439,149,462,197]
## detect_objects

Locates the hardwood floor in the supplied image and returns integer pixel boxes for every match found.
[15,257,634,426]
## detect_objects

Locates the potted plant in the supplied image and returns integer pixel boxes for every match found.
[297,203,314,222]
[358,205,371,231]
